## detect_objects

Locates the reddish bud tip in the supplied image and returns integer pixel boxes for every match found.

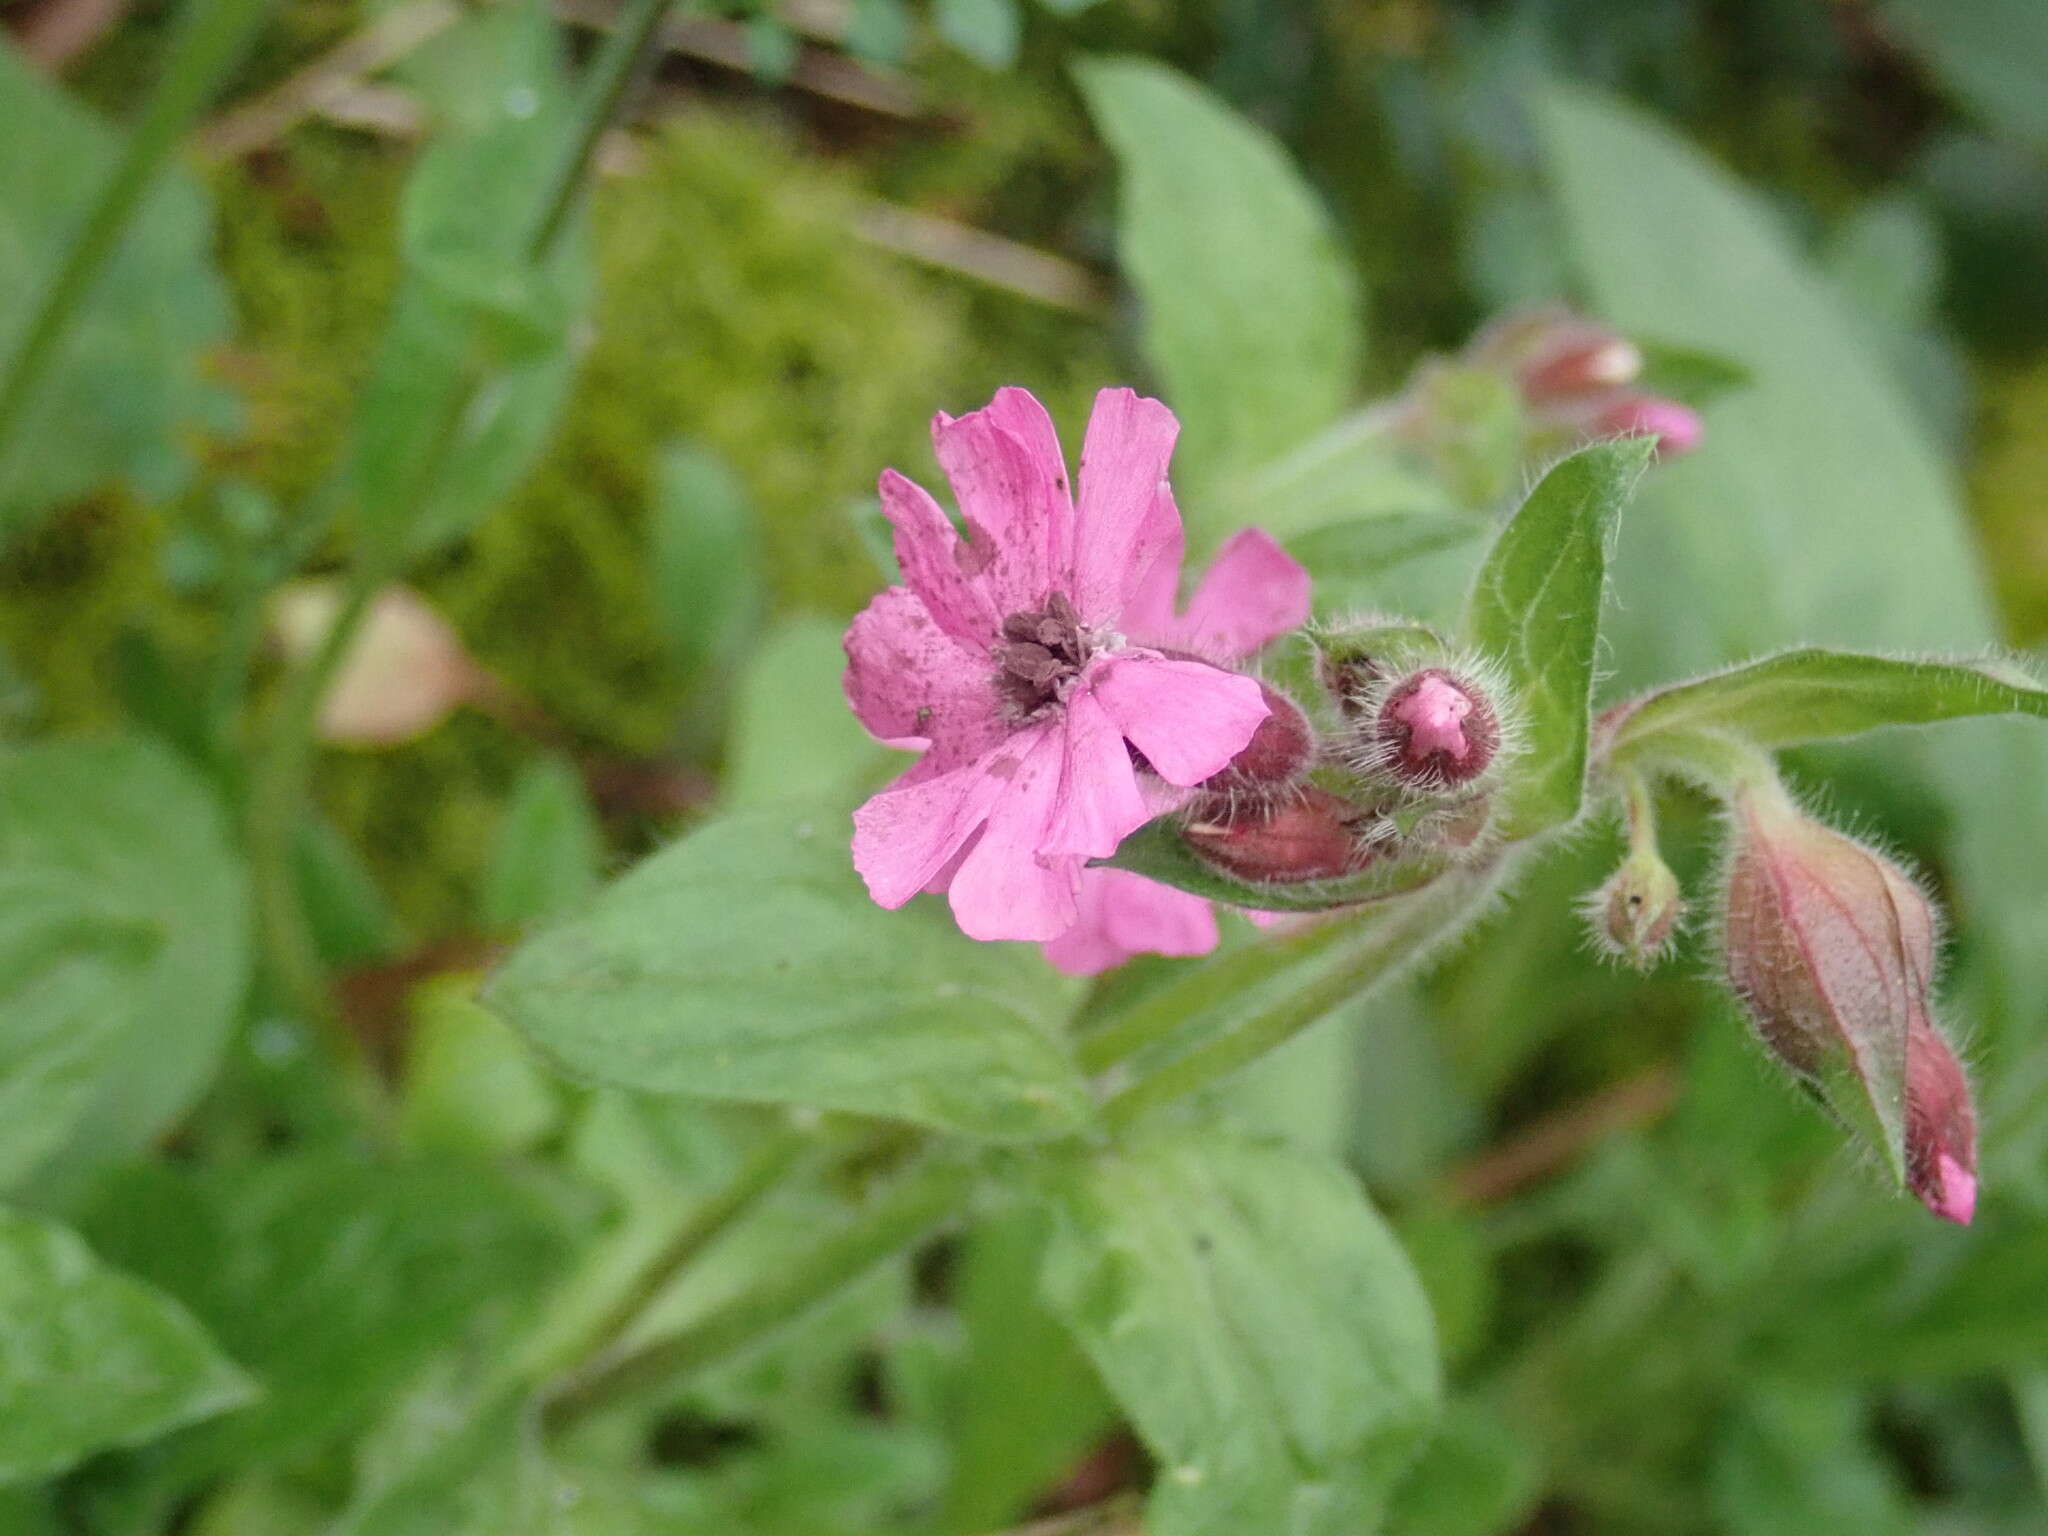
[1372,669,1500,790]
[1595,395,1704,458]
[1520,333,1644,402]
[1184,787,1374,884]
[1906,1015,1978,1225]
[1199,682,1314,799]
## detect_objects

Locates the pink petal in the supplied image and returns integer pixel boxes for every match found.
[1115,484,1188,641]
[1174,529,1312,659]
[1041,869,1218,975]
[946,726,1081,941]
[933,408,1061,616]
[1088,654,1270,787]
[978,387,1078,579]
[843,587,1005,772]
[851,756,1006,910]
[879,469,999,646]
[1038,690,1151,861]
[1071,388,1183,619]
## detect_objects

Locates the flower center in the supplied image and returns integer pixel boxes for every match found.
[994,592,1093,717]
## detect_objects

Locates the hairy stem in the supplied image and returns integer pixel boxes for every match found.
[1103,867,1496,1129]
[540,1149,979,1431]
[510,1128,808,1391]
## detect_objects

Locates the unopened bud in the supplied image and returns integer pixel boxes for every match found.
[1520,330,1643,402]
[1197,682,1314,801]
[1592,394,1704,458]
[1363,668,1502,793]
[1184,787,1375,884]
[1721,780,1977,1221]
[1585,844,1685,969]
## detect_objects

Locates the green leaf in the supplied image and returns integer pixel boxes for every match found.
[1075,57,1362,504]
[345,1,587,560]
[78,1153,571,1476]
[398,977,560,1158]
[944,1205,1115,1531]
[934,0,1021,70]
[481,756,605,930]
[1039,1130,1440,1536]
[1533,81,1993,677]
[1880,0,2048,154]
[1462,438,1653,839]
[0,737,249,1189]
[293,814,402,970]
[486,806,1092,1139]
[649,442,764,686]
[0,868,159,1190]
[1103,816,1451,913]
[723,616,887,811]
[1386,1399,1542,1536]
[0,47,237,539]
[1608,650,2048,762]
[0,1206,252,1485]
[1708,1383,1916,1536]
[1288,512,1493,593]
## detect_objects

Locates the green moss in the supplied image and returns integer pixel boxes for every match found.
[1970,360,2048,646]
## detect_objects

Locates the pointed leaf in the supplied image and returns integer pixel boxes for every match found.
[1462,438,1653,839]
[0,868,159,1190]
[0,1207,252,1484]
[1039,1130,1440,1536]
[1075,57,1361,502]
[486,806,1093,1139]
[1607,649,2048,762]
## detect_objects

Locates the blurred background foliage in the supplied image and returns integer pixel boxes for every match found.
[3,0,2048,1531]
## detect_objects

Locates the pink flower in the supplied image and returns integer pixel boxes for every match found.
[1042,524,1312,975]
[845,387,1274,943]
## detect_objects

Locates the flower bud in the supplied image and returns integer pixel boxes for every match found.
[1586,843,1686,969]
[1518,326,1644,403]
[1183,787,1376,884]
[1590,394,1704,458]
[1721,781,1977,1221]
[1196,682,1314,802]
[1312,620,1446,720]
[1359,667,1502,794]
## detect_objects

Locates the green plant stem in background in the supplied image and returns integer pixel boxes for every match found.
[0,0,275,474]
[541,1148,981,1432]
[526,0,675,259]
[511,1127,809,1390]
[245,0,682,1054]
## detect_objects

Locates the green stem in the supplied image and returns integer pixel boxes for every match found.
[247,561,384,1056]
[0,0,275,473]
[540,1149,979,1432]
[512,1129,808,1390]
[1102,868,1494,1129]
[525,0,674,259]
[1075,912,1359,1074]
